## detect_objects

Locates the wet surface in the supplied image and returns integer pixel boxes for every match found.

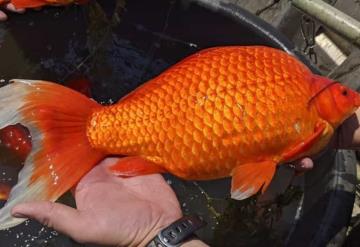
[0,0,348,246]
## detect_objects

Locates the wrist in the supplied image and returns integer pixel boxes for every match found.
[180,239,209,247]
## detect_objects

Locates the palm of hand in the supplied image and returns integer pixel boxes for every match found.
[11,158,182,247]
[73,158,182,246]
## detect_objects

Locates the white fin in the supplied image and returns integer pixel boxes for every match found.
[0,80,104,230]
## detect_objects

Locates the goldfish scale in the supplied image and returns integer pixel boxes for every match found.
[200,70,210,82]
[213,122,224,137]
[264,66,277,79]
[236,60,247,73]
[202,126,213,140]
[196,96,207,107]
[254,114,267,130]
[193,116,204,131]
[171,149,182,163]
[222,136,233,147]
[245,103,258,118]
[186,96,195,109]
[169,88,180,103]
[187,82,197,97]
[192,68,202,78]
[173,134,183,150]
[201,141,211,153]
[185,122,196,137]
[209,64,220,78]
[164,126,174,139]
[207,77,218,91]
[254,59,264,70]
[153,123,163,135]
[214,98,224,112]
[255,83,267,93]
[193,129,203,144]
[176,112,186,125]
[212,109,221,124]
[158,121,169,136]
[272,64,284,76]
[274,85,288,100]
[255,101,268,114]
[244,118,258,133]
[163,87,175,100]
[234,91,245,105]
[136,135,144,145]
[191,144,201,158]
[232,118,244,133]
[223,106,233,121]
[176,126,186,140]
[150,112,158,124]
[180,147,191,161]
[228,62,238,75]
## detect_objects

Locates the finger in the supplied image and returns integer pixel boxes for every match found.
[5,3,25,13]
[11,201,86,239]
[0,10,7,21]
[100,157,121,168]
[293,157,314,172]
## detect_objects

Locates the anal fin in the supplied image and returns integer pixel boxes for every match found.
[231,160,277,200]
[108,156,166,177]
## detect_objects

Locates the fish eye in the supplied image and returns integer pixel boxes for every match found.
[342,89,348,96]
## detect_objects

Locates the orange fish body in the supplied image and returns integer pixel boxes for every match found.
[86,47,353,185]
[0,46,359,229]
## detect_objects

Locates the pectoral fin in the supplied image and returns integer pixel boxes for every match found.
[281,121,326,161]
[231,160,277,200]
[11,0,48,8]
[108,156,166,177]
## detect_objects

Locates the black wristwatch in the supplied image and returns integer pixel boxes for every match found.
[146,215,207,247]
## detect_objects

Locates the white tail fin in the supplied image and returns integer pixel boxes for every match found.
[0,80,105,230]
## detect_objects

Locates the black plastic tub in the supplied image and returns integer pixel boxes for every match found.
[0,0,356,246]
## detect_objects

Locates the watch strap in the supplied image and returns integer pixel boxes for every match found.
[146,215,206,247]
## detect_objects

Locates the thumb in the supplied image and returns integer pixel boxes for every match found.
[12,202,86,241]
[293,157,314,172]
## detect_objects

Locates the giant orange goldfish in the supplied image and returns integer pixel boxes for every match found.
[0,46,359,229]
[0,0,88,9]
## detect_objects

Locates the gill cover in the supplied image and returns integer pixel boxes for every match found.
[309,75,360,128]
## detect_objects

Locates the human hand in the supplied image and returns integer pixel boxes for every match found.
[0,1,25,21]
[332,108,360,150]
[10,157,184,246]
